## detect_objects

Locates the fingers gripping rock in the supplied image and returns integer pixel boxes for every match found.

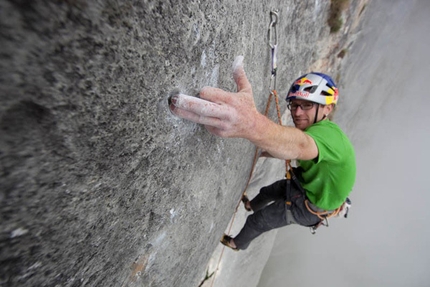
[168,56,259,139]
[232,56,251,93]
[232,56,244,77]
[169,93,230,128]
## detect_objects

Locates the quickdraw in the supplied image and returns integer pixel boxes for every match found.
[267,10,296,208]
[243,8,286,206]
[265,9,291,178]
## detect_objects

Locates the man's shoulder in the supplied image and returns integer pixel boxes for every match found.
[305,120,342,134]
[305,120,353,149]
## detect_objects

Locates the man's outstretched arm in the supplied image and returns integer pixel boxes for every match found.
[168,56,318,161]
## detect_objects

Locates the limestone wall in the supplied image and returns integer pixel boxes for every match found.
[0,1,364,286]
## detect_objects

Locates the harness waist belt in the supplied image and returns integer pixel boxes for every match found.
[306,200,335,213]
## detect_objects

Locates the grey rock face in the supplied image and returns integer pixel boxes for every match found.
[0,1,363,286]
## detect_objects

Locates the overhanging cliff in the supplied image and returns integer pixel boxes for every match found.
[0,1,366,286]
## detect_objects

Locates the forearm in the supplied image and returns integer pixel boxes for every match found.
[248,113,318,160]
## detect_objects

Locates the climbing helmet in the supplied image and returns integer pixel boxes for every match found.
[286,72,339,105]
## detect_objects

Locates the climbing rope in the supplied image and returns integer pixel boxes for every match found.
[208,9,291,287]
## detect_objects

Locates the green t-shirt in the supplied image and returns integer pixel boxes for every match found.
[298,120,356,210]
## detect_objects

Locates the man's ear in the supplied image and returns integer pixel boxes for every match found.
[326,104,336,120]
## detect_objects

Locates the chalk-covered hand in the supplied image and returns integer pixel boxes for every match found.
[169,56,262,139]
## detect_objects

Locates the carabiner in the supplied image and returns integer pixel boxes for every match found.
[267,10,278,49]
[267,9,279,83]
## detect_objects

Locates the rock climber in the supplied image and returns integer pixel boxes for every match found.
[168,56,356,250]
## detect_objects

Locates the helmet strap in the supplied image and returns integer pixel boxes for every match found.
[314,105,329,123]
[314,105,319,124]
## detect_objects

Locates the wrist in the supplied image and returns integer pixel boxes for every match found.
[247,112,271,144]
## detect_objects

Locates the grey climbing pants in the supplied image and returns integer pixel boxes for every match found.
[233,179,321,250]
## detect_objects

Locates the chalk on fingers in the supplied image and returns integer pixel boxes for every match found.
[168,93,193,109]
[232,56,244,75]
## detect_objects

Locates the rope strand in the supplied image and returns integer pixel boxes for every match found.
[208,9,283,287]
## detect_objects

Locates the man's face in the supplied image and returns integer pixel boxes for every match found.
[289,99,332,130]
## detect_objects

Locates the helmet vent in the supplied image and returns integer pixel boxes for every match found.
[304,86,318,93]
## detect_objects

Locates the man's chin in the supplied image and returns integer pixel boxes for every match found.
[294,120,309,130]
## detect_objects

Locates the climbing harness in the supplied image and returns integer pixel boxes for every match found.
[285,165,351,234]
[305,197,352,234]
[284,167,351,234]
